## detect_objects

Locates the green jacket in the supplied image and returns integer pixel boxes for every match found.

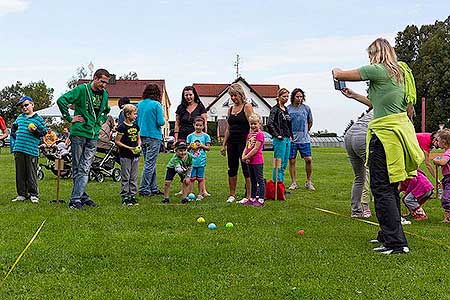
[367,112,424,183]
[57,83,110,140]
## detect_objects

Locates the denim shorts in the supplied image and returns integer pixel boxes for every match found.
[190,166,205,181]
[289,143,311,159]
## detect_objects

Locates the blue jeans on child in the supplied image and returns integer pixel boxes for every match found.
[272,137,291,182]
[70,136,97,204]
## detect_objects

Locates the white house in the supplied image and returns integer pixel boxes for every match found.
[193,77,279,126]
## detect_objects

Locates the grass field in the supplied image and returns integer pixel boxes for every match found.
[0,146,449,299]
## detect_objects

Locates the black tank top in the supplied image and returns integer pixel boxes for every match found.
[228,105,250,144]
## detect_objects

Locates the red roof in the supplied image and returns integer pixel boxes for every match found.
[77,79,166,98]
[193,83,228,97]
[193,82,279,98]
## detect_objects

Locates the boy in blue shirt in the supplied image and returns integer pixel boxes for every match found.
[12,96,47,203]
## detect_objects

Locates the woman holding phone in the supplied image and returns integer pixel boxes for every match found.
[333,38,423,255]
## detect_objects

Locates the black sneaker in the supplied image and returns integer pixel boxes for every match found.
[130,196,139,206]
[181,197,188,204]
[381,247,410,255]
[122,196,129,206]
[139,192,151,197]
[151,190,163,195]
[69,202,83,210]
[162,198,170,204]
[83,200,98,207]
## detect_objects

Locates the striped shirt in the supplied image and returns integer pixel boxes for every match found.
[13,113,46,157]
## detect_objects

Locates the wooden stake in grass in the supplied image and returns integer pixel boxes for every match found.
[49,158,66,205]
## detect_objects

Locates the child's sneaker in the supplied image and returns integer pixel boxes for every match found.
[162,198,169,204]
[288,183,298,190]
[203,191,211,197]
[442,209,450,223]
[122,196,132,206]
[196,195,204,201]
[226,196,236,203]
[11,195,26,202]
[412,207,427,221]
[130,196,139,206]
[175,190,183,196]
[305,181,316,191]
[30,196,39,203]
[239,198,252,205]
[351,212,363,218]
[362,203,371,218]
[252,199,265,207]
[181,197,189,204]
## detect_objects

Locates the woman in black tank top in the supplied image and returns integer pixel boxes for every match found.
[220,83,253,203]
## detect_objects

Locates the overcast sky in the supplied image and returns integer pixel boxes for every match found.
[1,0,449,134]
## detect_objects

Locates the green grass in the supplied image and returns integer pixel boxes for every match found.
[0,147,449,299]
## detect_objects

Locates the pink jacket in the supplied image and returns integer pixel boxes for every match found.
[399,169,434,198]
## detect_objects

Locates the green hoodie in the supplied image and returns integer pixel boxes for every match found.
[57,83,111,140]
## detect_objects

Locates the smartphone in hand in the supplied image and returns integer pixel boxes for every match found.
[333,78,346,90]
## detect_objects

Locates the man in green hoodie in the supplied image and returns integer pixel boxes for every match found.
[57,68,111,209]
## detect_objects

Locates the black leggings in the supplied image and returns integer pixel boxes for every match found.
[227,142,249,178]
[369,134,408,249]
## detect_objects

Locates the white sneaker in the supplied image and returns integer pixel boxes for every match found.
[369,239,380,244]
[12,196,26,202]
[226,196,236,203]
[175,190,183,196]
[305,181,316,191]
[288,183,298,190]
[238,198,249,204]
[30,196,39,203]
[401,217,411,225]
[196,195,204,201]
[203,192,211,197]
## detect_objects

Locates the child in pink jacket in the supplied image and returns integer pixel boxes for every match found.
[399,169,433,220]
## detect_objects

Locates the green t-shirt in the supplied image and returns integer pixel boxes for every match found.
[167,153,193,169]
[358,64,406,119]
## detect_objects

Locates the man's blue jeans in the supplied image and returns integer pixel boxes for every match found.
[139,137,161,195]
[70,136,97,203]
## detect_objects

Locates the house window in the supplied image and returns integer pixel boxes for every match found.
[214,116,218,122]
[262,116,268,125]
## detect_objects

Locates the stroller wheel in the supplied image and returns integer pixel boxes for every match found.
[95,173,105,183]
[37,168,44,181]
[112,168,121,182]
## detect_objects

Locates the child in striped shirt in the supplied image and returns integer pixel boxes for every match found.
[11,96,47,203]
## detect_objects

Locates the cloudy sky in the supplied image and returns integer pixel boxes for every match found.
[1,0,449,134]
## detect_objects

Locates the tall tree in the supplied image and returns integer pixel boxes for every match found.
[0,81,53,124]
[395,16,450,132]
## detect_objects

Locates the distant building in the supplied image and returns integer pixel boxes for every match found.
[77,78,171,137]
[193,76,279,126]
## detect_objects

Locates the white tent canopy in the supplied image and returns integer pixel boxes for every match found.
[35,105,121,119]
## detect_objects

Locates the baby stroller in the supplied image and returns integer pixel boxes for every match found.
[38,142,72,180]
[89,141,121,182]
